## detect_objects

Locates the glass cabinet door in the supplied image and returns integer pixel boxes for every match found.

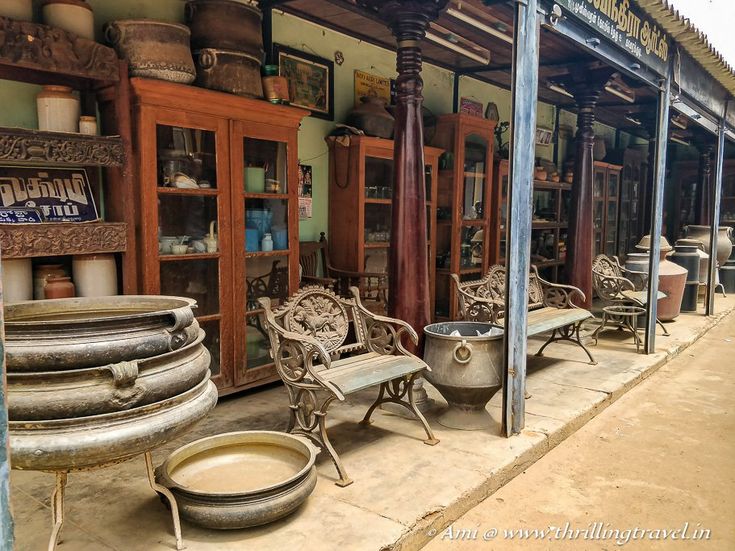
[605,170,619,255]
[462,134,488,220]
[153,120,229,387]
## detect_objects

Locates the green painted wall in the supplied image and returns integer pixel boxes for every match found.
[1,3,644,240]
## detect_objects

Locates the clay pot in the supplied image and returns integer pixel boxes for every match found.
[684,225,734,266]
[636,235,686,321]
[78,115,97,135]
[33,264,66,300]
[347,96,394,139]
[105,20,196,84]
[0,0,33,21]
[1,259,32,303]
[194,48,263,97]
[534,166,547,181]
[484,102,499,122]
[72,254,118,297]
[41,0,95,41]
[44,276,75,299]
[186,0,264,57]
[36,85,80,133]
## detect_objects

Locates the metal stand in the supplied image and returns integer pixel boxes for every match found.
[593,305,645,353]
[381,376,433,416]
[44,453,184,551]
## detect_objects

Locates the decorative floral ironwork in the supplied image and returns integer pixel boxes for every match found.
[286,291,349,353]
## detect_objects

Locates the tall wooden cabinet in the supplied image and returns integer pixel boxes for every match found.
[431,114,496,320]
[327,135,442,314]
[131,78,308,395]
[593,161,623,257]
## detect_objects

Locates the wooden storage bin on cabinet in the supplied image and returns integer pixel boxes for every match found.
[431,114,495,320]
[326,135,442,315]
[130,78,307,395]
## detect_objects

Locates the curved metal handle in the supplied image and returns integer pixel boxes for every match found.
[166,327,190,351]
[103,23,122,46]
[168,307,195,332]
[452,339,473,365]
[104,360,139,387]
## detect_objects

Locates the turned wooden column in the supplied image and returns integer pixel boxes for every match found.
[565,88,601,308]
[359,0,448,338]
[695,144,713,224]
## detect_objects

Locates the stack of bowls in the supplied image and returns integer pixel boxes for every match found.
[186,0,264,97]
[6,295,218,472]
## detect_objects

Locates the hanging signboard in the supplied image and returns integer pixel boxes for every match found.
[556,0,669,74]
[354,70,391,108]
[0,167,99,223]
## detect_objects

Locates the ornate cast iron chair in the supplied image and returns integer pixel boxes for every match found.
[259,285,438,487]
[451,265,597,364]
[299,232,388,314]
[591,254,669,336]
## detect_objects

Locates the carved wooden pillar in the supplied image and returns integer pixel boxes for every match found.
[695,144,713,224]
[358,0,448,338]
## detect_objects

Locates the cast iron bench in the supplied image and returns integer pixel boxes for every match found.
[259,285,438,487]
[451,265,597,364]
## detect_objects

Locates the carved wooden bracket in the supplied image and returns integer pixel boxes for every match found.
[0,17,119,82]
[0,222,127,258]
[0,127,125,167]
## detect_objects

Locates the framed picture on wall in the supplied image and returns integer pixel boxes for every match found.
[274,44,334,120]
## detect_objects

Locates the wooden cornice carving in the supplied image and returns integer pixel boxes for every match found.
[0,17,119,82]
[0,222,127,258]
[0,127,124,167]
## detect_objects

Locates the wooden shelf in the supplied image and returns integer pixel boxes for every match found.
[365,198,392,204]
[463,171,485,178]
[158,187,219,196]
[534,180,571,190]
[532,221,568,229]
[159,252,220,261]
[365,242,390,248]
[461,219,486,226]
[244,249,290,258]
[244,192,289,200]
[0,17,119,85]
[437,266,483,275]
[0,221,126,259]
[0,127,124,167]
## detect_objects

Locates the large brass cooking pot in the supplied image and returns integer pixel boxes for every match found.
[10,374,218,472]
[8,331,210,420]
[5,296,198,371]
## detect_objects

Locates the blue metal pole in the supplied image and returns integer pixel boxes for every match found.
[0,256,14,549]
[502,0,539,436]
[644,70,671,354]
[706,115,727,316]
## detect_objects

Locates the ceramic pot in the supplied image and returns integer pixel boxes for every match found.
[1,259,32,303]
[669,243,700,312]
[194,48,263,97]
[423,322,504,430]
[534,166,547,181]
[186,0,264,57]
[674,238,708,283]
[78,115,97,135]
[44,276,75,299]
[684,225,734,266]
[41,0,94,40]
[33,264,66,300]
[0,0,32,21]
[636,236,686,321]
[105,20,196,84]
[484,102,499,122]
[36,85,80,133]
[347,96,394,139]
[72,254,118,297]
[8,331,210,420]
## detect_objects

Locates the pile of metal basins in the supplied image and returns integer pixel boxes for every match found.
[5,295,218,472]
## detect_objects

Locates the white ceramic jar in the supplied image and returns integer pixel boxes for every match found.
[41,0,95,41]
[72,254,118,297]
[1,259,33,303]
[261,233,274,252]
[79,115,98,135]
[0,0,33,21]
[36,85,80,133]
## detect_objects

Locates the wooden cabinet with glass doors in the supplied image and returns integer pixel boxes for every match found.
[131,78,308,395]
[431,114,496,320]
[326,135,442,314]
[593,161,623,256]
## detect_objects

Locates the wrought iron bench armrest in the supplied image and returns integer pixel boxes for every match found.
[537,276,587,309]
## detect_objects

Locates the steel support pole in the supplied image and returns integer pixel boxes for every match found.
[644,73,671,354]
[1,255,14,548]
[502,0,539,437]
[706,121,727,315]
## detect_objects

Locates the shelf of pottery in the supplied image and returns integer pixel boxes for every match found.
[0,2,132,303]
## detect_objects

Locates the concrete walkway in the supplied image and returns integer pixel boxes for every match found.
[424,308,735,551]
[9,297,735,551]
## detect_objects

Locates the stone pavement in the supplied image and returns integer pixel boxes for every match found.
[424,306,735,550]
[9,296,735,551]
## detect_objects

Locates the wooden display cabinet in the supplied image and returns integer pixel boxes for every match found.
[131,78,308,395]
[593,161,623,256]
[431,114,496,320]
[493,158,571,283]
[326,135,442,314]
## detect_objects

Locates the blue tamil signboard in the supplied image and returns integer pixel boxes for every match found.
[556,0,670,75]
[0,166,99,223]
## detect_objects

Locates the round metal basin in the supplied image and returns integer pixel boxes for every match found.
[155,431,318,529]
[5,295,198,371]
[7,331,211,420]
[423,322,504,430]
[10,374,218,472]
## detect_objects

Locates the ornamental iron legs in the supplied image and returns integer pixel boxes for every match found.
[535,322,598,365]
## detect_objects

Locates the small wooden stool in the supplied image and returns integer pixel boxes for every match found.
[593,305,646,353]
